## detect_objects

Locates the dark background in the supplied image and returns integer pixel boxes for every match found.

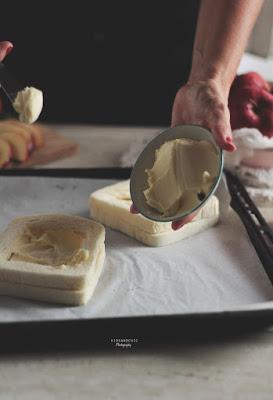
[0,1,199,125]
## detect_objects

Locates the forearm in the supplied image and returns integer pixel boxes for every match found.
[189,0,263,93]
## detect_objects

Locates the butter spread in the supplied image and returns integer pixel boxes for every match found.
[144,139,219,217]
[9,228,90,267]
[13,87,43,124]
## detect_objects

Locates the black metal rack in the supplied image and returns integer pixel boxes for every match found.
[225,169,273,284]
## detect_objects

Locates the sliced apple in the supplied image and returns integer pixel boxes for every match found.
[0,122,33,152]
[27,123,45,148]
[0,131,29,162]
[1,119,44,148]
[0,138,12,168]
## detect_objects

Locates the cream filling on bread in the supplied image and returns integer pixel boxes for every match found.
[8,227,90,267]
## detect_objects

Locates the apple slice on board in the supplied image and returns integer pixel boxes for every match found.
[23,123,45,148]
[1,119,44,149]
[0,138,12,168]
[0,131,29,162]
[0,122,33,152]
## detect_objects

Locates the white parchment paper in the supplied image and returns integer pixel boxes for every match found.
[0,176,273,322]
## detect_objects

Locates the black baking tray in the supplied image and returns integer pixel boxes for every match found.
[0,167,272,351]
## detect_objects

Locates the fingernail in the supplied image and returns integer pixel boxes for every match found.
[172,221,184,231]
[224,141,236,152]
[130,204,139,214]
[6,45,13,55]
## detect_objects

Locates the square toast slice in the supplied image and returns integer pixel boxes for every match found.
[0,214,105,291]
[0,248,105,306]
[89,180,219,246]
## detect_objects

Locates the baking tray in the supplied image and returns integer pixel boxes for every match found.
[0,168,272,350]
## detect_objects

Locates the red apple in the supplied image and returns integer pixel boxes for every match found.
[231,72,270,92]
[259,106,273,137]
[229,85,273,137]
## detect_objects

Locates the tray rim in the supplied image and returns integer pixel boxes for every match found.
[0,308,273,351]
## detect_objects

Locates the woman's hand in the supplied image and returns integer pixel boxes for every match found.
[130,79,236,230]
[130,0,263,230]
[169,79,236,229]
[0,41,13,62]
[171,79,236,152]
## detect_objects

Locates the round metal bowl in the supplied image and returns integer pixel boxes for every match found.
[130,124,224,222]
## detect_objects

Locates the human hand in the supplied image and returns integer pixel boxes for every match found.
[166,79,235,229]
[171,79,236,152]
[130,79,236,230]
[0,41,13,62]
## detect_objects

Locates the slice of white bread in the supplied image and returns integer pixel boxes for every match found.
[0,214,105,291]
[0,248,105,306]
[89,180,219,247]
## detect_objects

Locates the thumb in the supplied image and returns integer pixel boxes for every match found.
[130,203,139,214]
[211,120,236,152]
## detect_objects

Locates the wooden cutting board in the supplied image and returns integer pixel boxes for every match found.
[9,125,78,168]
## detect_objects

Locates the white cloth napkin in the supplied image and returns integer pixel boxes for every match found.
[224,128,273,207]
[225,127,273,168]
